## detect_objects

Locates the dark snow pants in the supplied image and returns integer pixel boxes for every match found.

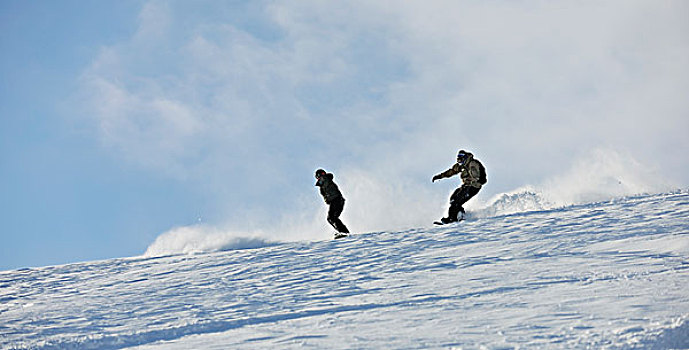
[448,185,481,221]
[327,197,350,234]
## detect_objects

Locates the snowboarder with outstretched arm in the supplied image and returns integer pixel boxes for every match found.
[432,150,486,224]
[315,169,350,238]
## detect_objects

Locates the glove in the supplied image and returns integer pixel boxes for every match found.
[432,174,441,183]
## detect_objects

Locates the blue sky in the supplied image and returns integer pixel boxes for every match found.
[2,1,688,270]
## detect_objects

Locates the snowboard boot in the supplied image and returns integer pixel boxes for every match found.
[440,211,465,224]
[440,217,457,224]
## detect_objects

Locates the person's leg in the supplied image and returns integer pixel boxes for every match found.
[447,186,480,222]
[446,187,464,222]
[327,197,350,233]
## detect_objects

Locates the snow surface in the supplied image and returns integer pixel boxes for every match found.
[1,191,688,349]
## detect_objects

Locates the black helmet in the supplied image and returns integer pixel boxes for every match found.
[315,169,326,179]
[457,149,467,160]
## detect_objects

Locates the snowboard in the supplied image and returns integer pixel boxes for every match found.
[334,233,349,239]
[433,218,464,226]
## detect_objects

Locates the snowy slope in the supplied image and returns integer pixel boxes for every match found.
[1,191,688,349]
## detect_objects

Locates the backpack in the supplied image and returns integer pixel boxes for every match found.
[477,160,487,185]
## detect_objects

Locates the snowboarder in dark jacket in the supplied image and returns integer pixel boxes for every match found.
[315,169,350,235]
[432,150,486,224]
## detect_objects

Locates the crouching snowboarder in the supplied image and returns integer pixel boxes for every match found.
[432,150,487,224]
[315,169,350,238]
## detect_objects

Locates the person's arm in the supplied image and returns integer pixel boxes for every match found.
[432,164,460,182]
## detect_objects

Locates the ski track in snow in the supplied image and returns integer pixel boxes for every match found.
[1,191,688,349]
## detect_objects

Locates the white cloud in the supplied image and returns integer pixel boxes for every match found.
[76,1,689,236]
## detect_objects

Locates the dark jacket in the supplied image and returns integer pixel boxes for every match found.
[435,152,484,189]
[315,173,344,204]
